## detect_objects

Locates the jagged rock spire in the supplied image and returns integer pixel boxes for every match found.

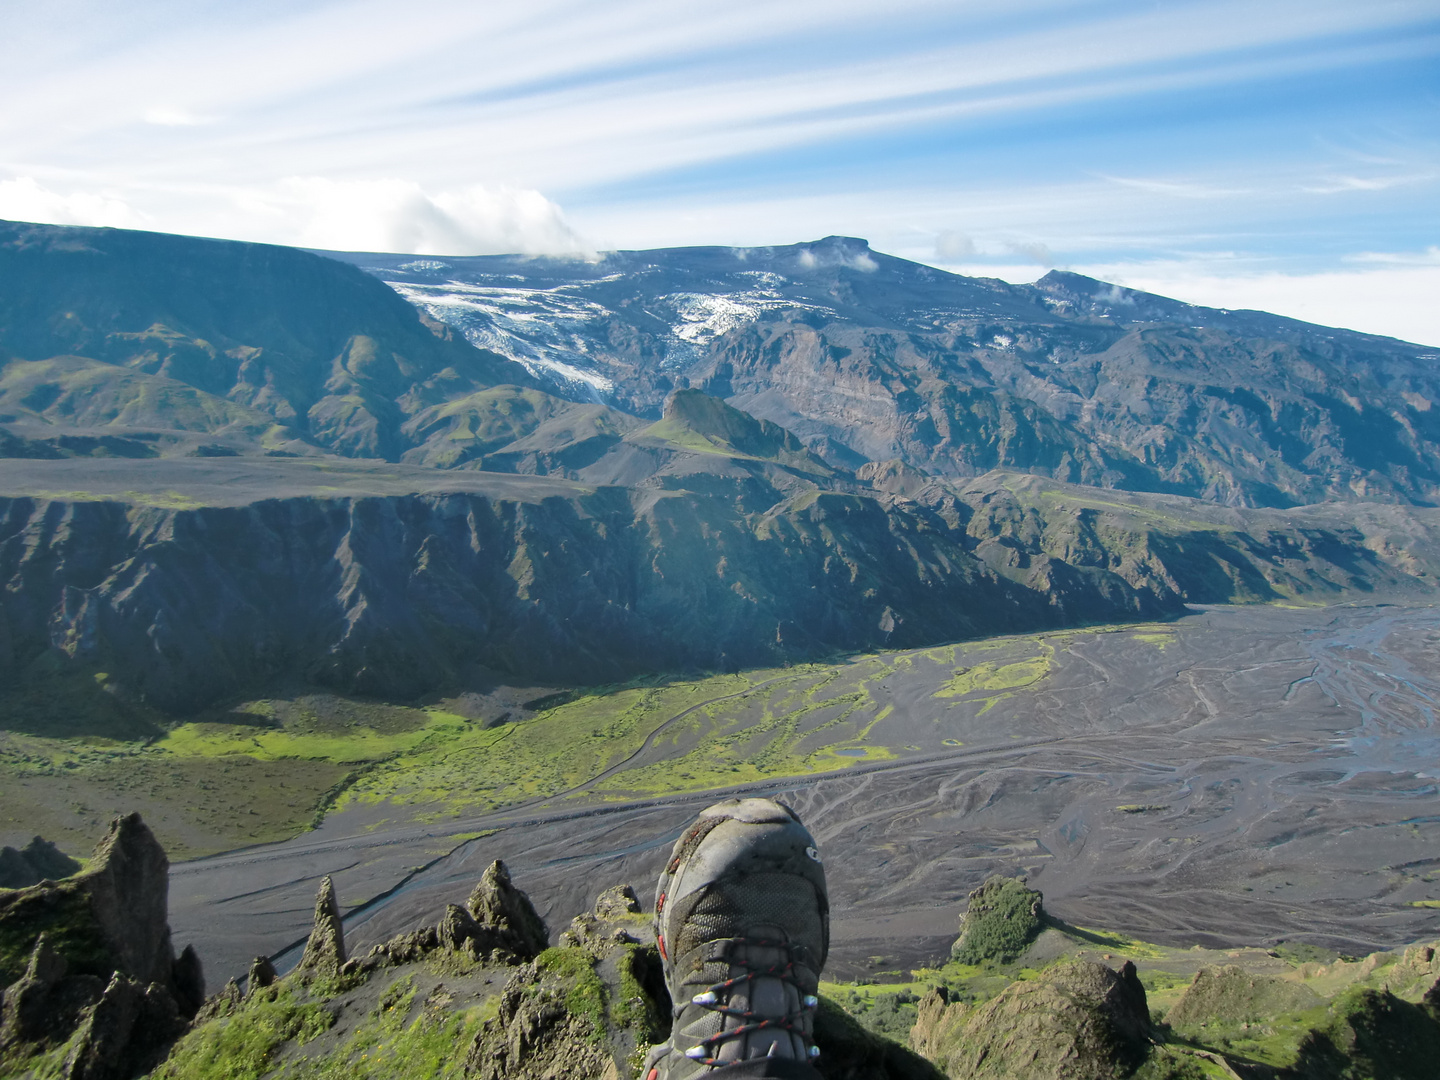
[82,813,175,987]
[171,944,205,1018]
[296,876,346,976]
[437,903,480,951]
[466,860,548,960]
[0,934,67,1049]
[247,955,278,995]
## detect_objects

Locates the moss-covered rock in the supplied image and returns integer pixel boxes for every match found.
[1165,965,1323,1028]
[951,876,1045,966]
[1287,985,1440,1080]
[913,960,1151,1080]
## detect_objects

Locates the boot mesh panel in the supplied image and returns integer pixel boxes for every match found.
[672,873,824,964]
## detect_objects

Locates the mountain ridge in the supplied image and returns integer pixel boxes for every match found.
[324,235,1440,508]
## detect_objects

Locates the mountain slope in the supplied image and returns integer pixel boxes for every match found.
[0,220,537,460]
[328,237,1440,507]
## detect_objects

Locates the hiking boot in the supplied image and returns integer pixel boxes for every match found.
[645,798,829,1079]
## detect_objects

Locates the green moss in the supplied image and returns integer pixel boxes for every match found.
[1287,986,1440,1080]
[0,883,112,991]
[157,708,457,764]
[536,947,608,1039]
[1274,942,1341,966]
[1132,1046,1226,1078]
[612,944,668,1044]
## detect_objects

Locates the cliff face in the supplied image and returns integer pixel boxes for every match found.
[0,482,1164,713]
[3,455,1436,715]
[3,223,1439,721]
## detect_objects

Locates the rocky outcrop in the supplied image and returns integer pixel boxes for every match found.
[592,885,642,922]
[464,964,616,1080]
[465,860,550,961]
[1166,964,1322,1027]
[0,815,201,1079]
[951,876,1045,966]
[0,814,193,1000]
[78,813,175,988]
[0,836,82,888]
[245,955,277,994]
[0,934,70,1046]
[294,875,346,977]
[913,961,1151,1079]
[60,972,184,1080]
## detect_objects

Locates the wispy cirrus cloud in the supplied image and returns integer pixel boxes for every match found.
[0,0,1436,337]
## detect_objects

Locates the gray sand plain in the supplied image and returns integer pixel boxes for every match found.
[165,602,1440,982]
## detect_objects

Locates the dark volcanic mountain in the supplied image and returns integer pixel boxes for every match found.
[2,220,1440,717]
[326,236,1440,508]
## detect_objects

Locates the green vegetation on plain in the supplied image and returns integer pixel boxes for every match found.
[5,623,1235,859]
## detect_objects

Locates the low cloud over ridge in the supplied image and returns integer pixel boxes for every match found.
[0,175,591,258]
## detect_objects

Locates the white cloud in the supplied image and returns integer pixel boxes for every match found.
[1073,261,1440,347]
[934,230,976,259]
[142,106,212,127]
[255,178,592,256]
[0,173,591,258]
[1102,176,1251,199]
[795,242,877,271]
[1348,246,1440,265]
[1301,172,1437,194]
[0,176,149,229]
[1005,240,1056,266]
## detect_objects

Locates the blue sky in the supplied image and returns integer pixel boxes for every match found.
[2,0,1438,342]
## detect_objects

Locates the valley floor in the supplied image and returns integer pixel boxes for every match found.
[51,600,1426,985]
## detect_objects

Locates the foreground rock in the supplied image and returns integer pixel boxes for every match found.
[913,961,1151,1079]
[157,865,933,1080]
[0,813,201,1078]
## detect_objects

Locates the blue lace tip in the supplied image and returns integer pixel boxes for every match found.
[809,1046,822,1058]
[692,991,718,1005]
[685,1047,708,1060]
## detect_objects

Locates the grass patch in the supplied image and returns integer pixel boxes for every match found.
[151,984,335,1079]
[157,709,460,764]
[271,975,485,1080]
